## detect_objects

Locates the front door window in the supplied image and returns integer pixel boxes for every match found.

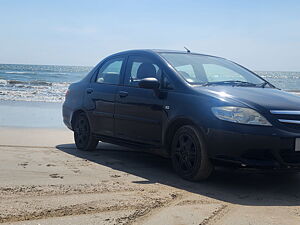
[124,56,161,87]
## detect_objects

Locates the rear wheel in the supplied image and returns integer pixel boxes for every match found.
[73,113,98,151]
[171,125,213,181]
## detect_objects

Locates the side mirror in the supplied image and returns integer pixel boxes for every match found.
[138,77,160,89]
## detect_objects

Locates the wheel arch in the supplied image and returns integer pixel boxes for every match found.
[70,109,86,130]
[164,117,207,155]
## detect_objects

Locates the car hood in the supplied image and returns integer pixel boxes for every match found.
[193,86,300,111]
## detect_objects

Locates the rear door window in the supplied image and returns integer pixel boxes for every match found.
[96,58,124,85]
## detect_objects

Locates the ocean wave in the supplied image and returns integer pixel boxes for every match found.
[29,81,53,86]
[0,79,8,85]
[0,84,68,102]
[0,89,65,102]
[0,64,89,102]
[2,79,55,87]
[289,91,300,97]
[4,71,36,75]
[51,72,69,75]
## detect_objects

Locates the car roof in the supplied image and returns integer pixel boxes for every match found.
[111,49,223,59]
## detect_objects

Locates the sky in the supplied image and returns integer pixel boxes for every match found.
[0,0,300,71]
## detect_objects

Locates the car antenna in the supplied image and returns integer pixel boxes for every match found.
[184,46,191,53]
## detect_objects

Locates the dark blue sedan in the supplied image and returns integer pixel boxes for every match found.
[63,49,300,181]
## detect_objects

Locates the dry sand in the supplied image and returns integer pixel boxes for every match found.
[1,127,300,224]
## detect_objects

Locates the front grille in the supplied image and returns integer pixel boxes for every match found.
[270,110,300,131]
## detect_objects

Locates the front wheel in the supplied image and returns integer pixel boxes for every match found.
[171,125,213,181]
[73,113,98,151]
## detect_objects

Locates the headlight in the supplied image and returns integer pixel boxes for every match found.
[211,106,272,126]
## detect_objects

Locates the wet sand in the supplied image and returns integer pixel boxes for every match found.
[1,127,300,224]
[0,101,63,128]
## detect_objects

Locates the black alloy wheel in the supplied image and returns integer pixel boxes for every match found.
[171,125,213,181]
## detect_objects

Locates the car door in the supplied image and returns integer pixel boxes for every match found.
[114,55,165,145]
[84,56,126,136]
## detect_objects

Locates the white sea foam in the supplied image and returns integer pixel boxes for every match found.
[4,71,35,74]
[0,79,8,85]
[0,81,70,102]
[290,91,300,96]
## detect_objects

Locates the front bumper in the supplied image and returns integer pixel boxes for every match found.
[206,127,300,170]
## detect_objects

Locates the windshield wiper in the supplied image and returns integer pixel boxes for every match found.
[202,80,259,87]
[257,81,271,88]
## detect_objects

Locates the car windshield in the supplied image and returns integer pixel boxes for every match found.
[160,53,268,87]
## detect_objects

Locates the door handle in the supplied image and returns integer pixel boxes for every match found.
[119,91,128,98]
[86,88,93,94]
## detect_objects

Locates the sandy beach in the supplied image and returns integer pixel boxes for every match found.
[0,121,300,224]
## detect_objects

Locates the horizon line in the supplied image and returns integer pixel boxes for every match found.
[0,62,300,73]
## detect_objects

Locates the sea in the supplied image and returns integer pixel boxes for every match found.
[0,64,300,103]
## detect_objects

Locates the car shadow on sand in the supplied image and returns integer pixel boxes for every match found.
[56,142,300,207]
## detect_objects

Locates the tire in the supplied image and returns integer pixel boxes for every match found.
[73,112,98,151]
[171,125,213,181]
